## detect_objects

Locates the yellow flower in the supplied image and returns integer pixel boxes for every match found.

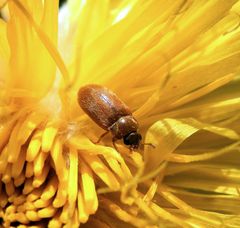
[1,0,240,227]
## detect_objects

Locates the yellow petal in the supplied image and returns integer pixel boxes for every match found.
[7,0,57,98]
[145,118,239,172]
[38,205,56,218]
[0,19,9,80]
[26,130,42,162]
[67,148,78,217]
[82,153,120,190]
[33,164,50,188]
[77,190,89,223]
[41,175,58,201]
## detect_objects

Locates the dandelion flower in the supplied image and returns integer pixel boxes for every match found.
[1,0,240,227]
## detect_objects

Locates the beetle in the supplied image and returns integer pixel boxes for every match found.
[77,84,144,150]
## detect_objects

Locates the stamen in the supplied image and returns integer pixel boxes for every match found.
[26,210,39,222]
[22,178,34,195]
[50,138,68,183]
[53,181,67,208]
[102,156,126,180]
[0,147,9,173]
[59,201,69,223]
[48,211,62,228]
[5,180,14,196]
[26,187,43,202]
[11,148,25,178]
[41,175,58,201]
[2,163,11,183]
[7,118,24,163]
[34,198,51,209]
[13,171,25,187]
[25,162,34,178]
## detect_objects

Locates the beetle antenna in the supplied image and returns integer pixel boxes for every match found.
[141,143,155,149]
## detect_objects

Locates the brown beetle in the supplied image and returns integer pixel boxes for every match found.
[78,84,143,150]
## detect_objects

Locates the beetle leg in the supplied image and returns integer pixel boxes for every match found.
[112,137,119,151]
[95,131,109,144]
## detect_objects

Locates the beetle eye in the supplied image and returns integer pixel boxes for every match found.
[123,132,142,146]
